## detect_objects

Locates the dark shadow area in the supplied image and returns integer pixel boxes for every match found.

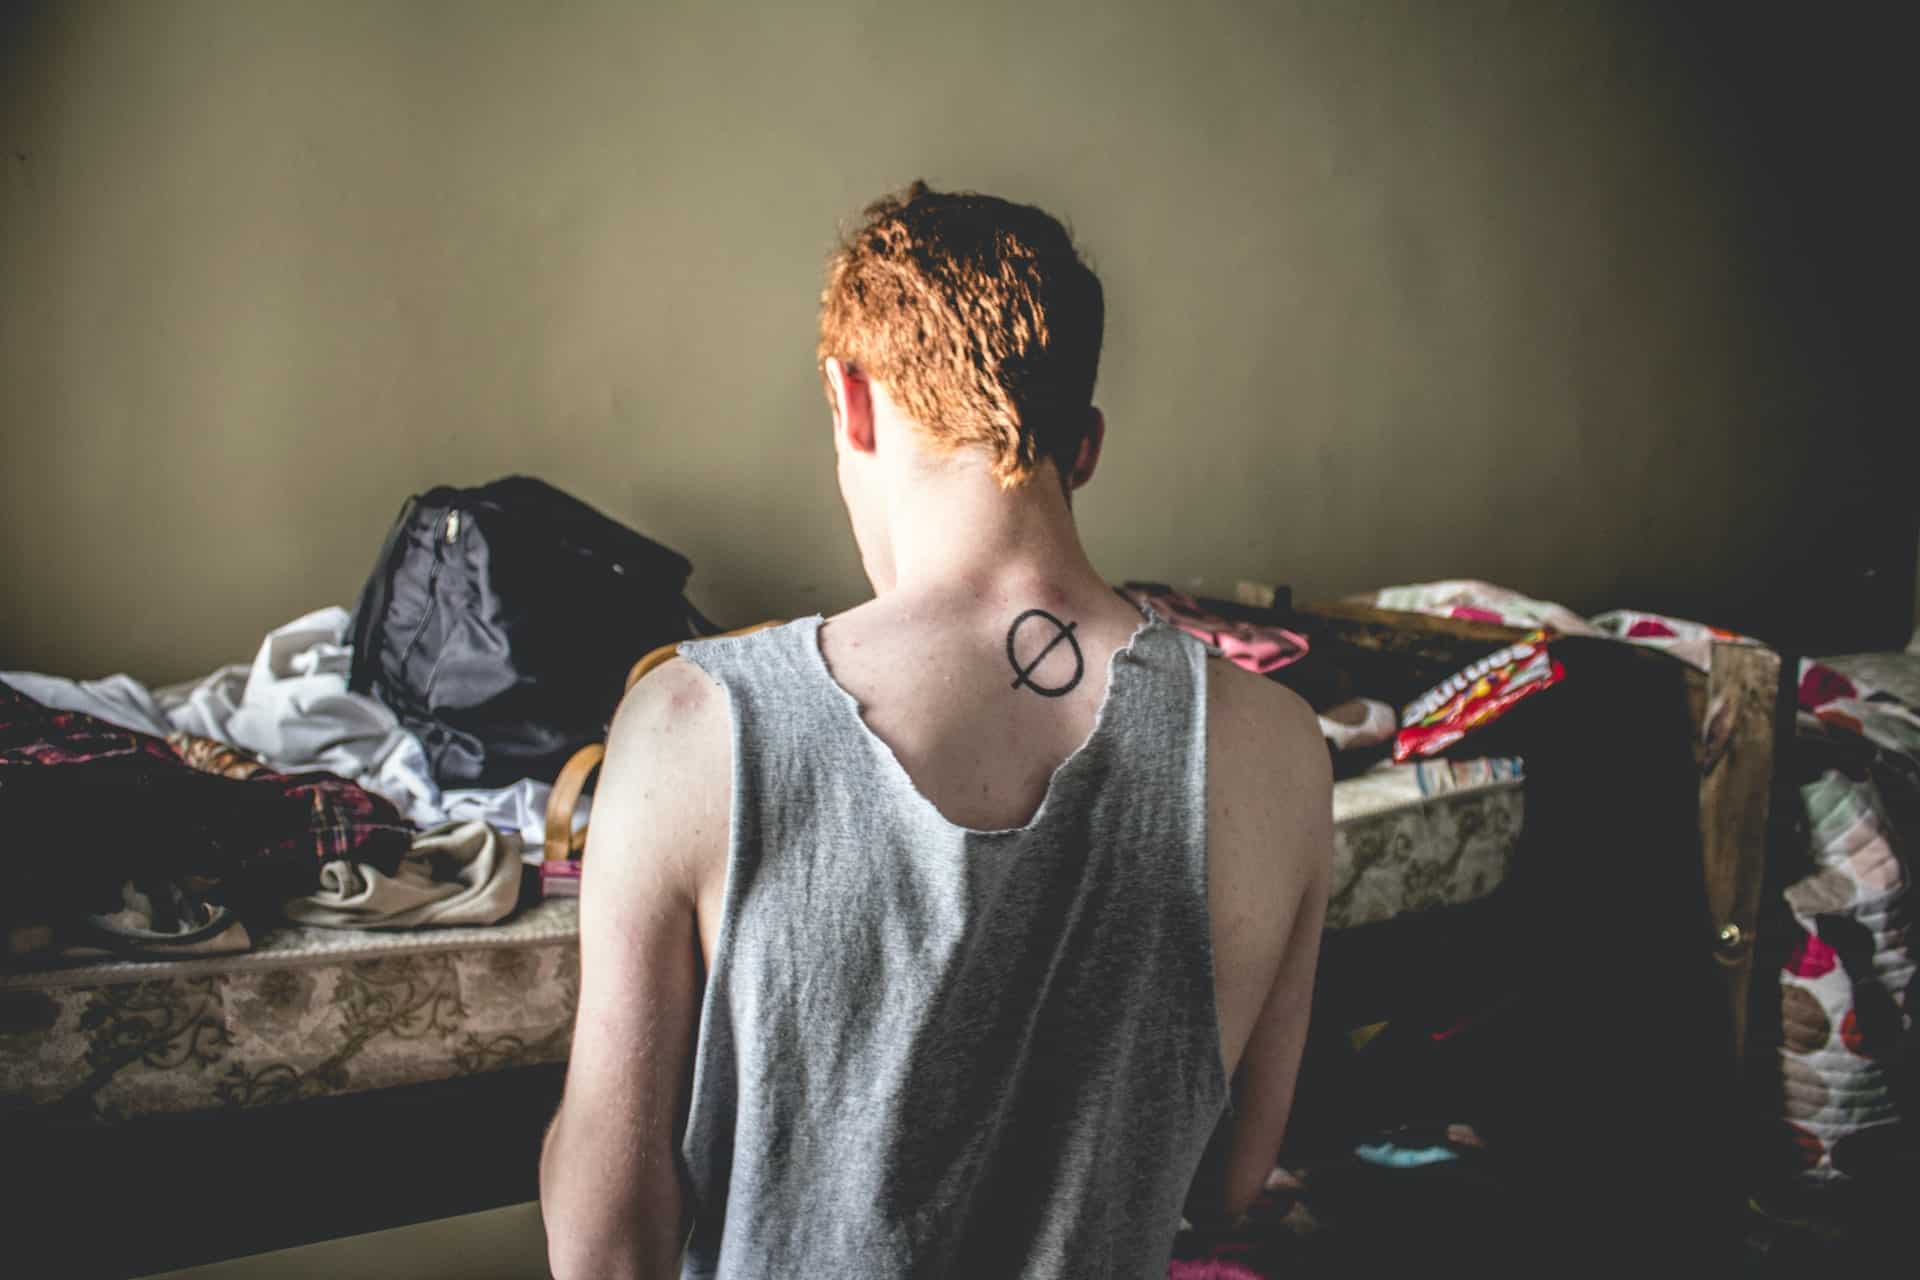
[1643,2,1914,653]
[5,1063,564,1278]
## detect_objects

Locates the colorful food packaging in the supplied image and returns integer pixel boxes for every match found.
[1393,634,1566,761]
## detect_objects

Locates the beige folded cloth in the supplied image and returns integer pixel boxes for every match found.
[285,820,521,929]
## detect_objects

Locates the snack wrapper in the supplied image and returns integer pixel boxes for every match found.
[1393,634,1565,761]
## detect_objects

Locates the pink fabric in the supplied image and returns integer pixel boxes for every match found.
[1800,663,1859,712]
[1168,1262,1267,1280]
[1786,931,1839,980]
[1122,587,1309,676]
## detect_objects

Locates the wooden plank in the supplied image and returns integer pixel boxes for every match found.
[1293,599,1532,653]
[1290,600,1534,708]
[1693,641,1785,1086]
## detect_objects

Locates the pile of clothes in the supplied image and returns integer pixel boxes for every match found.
[4,608,558,838]
[4,476,706,965]
[2,608,554,963]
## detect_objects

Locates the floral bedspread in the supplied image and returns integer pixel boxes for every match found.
[0,899,579,1123]
[1327,766,1524,931]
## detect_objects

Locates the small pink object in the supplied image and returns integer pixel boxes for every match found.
[1121,586,1309,675]
[541,859,583,898]
[1785,929,1838,979]
[1799,663,1858,712]
[1167,1262,1266,1280]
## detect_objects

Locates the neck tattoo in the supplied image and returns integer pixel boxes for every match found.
[1006,608,1085,698]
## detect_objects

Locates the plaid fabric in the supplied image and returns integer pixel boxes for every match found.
[163,731,410,870]
[0,681,184,771]
[269,772,410,871]
[1,681,410,928]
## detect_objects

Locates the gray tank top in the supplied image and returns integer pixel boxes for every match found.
[674,612,1228,1279]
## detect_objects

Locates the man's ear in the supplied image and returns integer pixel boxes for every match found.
[823,358,876,456]
[1065,408,1106,490]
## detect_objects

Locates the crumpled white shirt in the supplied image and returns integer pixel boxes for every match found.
[3,607,580,856]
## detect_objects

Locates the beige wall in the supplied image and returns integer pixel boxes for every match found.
[0,1,1898,682]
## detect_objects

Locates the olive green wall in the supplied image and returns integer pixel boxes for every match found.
[1,1,1903,682]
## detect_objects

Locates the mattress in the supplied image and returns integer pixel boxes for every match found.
[1326,757,1525,930]
[0,899,579,1123]
[0,759,1522,1123]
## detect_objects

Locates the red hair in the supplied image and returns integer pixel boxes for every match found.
[818,182,1105,489]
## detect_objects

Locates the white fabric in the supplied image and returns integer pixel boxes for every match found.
[446,778,566,857]
[1372,580,1602,637]
[3,607,577,856]
[1587,609,1762,674]
[158,608,432,812]
[0,670,174,737]
[1316,697,1397,751]
[1369,580,1780,674]
[284,820,522,930]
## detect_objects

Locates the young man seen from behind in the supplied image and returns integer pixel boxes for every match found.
[540,181,1332,1279]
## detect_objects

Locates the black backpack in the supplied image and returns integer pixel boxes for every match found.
[347,476,708,789]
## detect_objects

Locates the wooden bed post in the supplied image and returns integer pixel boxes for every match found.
[1691,640,1790,1089]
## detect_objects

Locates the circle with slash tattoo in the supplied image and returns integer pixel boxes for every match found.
[1006,609,1085,698]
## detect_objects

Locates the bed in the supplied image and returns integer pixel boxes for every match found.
[0,766,1522,1128]
[7,601,1788,1279]
[0,897,578,1124]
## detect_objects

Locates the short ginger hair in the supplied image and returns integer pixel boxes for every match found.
[817,181,1105,489]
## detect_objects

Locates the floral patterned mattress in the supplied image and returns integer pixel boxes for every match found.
[1327,758,1524,930]
[0,761,1522,1123]
[0,899,580,1124]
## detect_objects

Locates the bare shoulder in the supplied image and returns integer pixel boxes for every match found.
[1205,657,1333,880]
[1207,659,1331,798]
[602,656,731,806]
[1200,655,1333,1080]
[1205,655,1321,743]
[612,653,725,727]
[588,656,732,894]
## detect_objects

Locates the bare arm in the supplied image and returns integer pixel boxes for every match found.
[540,659,728,1280]
[1189,668,1334,1224]
[1214,849,1328,1218]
